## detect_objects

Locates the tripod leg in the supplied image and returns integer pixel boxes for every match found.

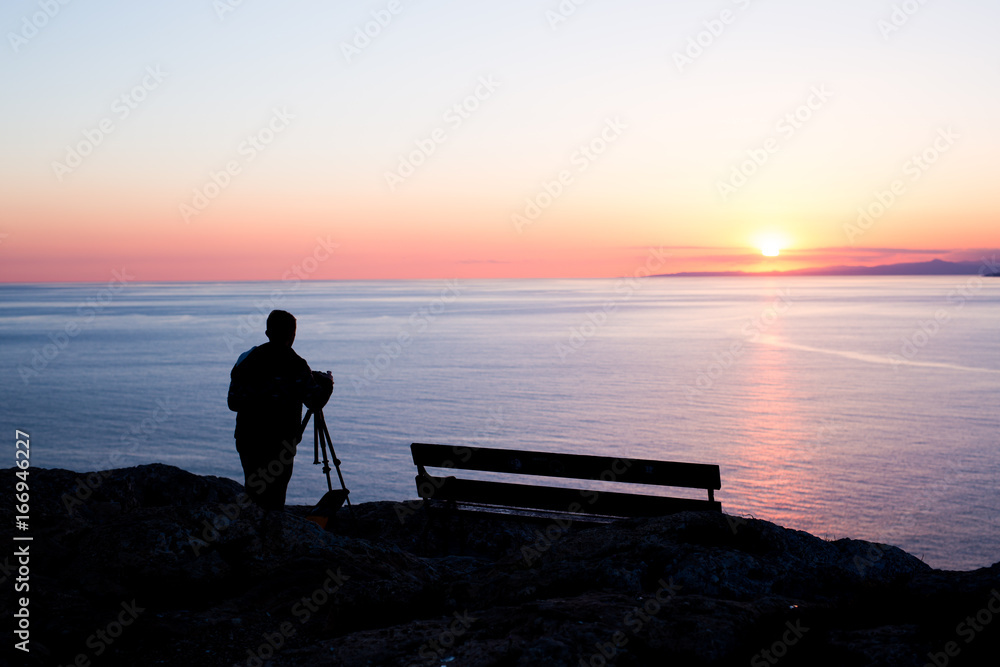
[300,409,313,438]
[313,411,331,492]
[301,410,317,464]
[317,412,356,523]
[319,415,349,499]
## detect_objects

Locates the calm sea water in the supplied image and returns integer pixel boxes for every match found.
[1,277,997,570]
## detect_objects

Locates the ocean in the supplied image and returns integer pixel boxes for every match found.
[1,277,997,571]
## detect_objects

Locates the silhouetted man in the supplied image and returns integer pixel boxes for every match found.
[228,310,332,511]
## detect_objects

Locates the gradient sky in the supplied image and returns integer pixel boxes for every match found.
[1,0,998,281]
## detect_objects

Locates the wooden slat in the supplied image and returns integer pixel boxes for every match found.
[411,442,720,491]
[415,474,721,517]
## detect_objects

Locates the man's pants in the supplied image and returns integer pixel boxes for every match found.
[236,437,297,511]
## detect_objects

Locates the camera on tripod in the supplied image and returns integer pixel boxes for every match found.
[302,370,352,530]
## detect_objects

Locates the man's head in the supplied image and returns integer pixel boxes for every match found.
[266,310,297,346]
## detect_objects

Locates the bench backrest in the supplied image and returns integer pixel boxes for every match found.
[410,443,721,517]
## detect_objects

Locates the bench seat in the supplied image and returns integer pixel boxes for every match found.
[411,442,721,520]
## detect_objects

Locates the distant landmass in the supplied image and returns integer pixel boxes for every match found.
[654,258,998,277]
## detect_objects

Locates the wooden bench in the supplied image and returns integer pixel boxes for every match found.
[410,443,721,522]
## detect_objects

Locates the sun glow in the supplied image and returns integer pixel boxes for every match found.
[756,233,788,259]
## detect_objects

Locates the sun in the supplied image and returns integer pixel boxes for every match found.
[756,233,787,258]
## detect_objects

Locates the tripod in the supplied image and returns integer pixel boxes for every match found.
[301,407,354,526]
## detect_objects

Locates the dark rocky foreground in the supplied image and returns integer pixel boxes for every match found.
[3,464,999,667]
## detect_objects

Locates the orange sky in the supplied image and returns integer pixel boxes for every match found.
[1,1,997,282]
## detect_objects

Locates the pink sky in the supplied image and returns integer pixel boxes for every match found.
[2,1,998,282]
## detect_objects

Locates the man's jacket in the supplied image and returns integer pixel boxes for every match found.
[227,342,331,445]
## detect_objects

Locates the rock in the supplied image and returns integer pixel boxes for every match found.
[2,464,998,666]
